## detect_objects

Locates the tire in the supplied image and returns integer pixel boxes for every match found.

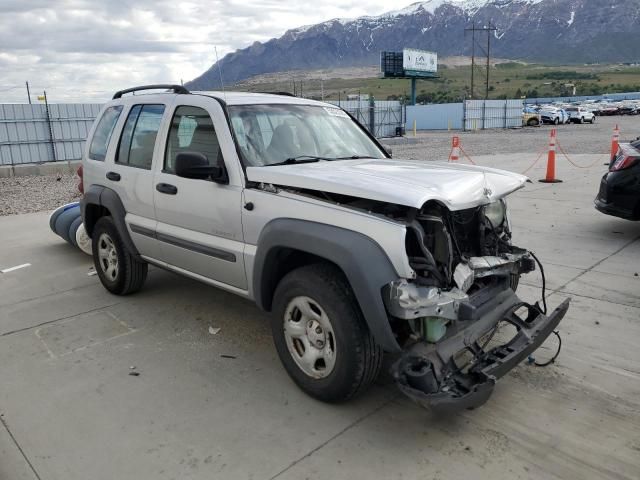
[590,116,596,124]
[527,118,538,127]
[271,263,383,403]
[49,202,79,233]
[579,117,584,124]
[67,216,83,247]
[92,216,147,295]
[54,205,81,243]
[554,118,559,125]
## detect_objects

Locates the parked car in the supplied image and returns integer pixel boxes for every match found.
[595,138,640,220]
[619,104,640,115]
[565,107,596,124]
[540,107,568,125]
[80,85,569,413]
[522,108,540,126]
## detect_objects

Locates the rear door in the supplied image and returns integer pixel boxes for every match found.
[152,96,247,290]
[102,99,172,258]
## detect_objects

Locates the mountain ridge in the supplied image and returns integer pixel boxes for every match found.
[187,0,640,90]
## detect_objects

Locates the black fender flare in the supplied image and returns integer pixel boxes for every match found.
[253,219,401,352]
[80,185,140,257]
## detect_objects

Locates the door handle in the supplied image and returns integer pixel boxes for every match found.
[106,171,121,182]
[156,183,178,195]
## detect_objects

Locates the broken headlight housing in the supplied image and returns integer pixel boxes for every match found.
[483,199,507,227]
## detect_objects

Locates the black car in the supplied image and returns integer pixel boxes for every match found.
[595,139,640,220]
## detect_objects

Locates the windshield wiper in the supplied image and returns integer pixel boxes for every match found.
[266,155,336,167]
[334,155,371,160]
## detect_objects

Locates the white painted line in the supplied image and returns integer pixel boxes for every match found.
[0,263,31,274]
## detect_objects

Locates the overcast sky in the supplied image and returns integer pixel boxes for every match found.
[0,0,408,103]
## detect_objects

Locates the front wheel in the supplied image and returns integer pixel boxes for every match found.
[271,263,383,402]
[92,216,148,295]
[554,118,560,125]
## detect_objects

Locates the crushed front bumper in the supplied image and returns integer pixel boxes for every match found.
[391,292,570,414]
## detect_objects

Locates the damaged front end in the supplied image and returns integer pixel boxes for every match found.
[385,200,570,413]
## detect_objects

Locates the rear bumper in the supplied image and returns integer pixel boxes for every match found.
[595,172,639,220]
[595,197,636,220]
[391,293,570,414]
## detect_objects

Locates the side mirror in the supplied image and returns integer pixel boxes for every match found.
[175,152,227,183]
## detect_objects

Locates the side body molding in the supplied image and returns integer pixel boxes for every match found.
[253,219,401,352]
[80,185,140,257]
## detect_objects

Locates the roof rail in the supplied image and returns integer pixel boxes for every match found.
[112,84,190,99]
[258,91,297,97]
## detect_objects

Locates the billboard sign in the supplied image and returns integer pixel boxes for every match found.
[403,49,437,75]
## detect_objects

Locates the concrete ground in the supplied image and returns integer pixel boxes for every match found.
[1,137,639,479]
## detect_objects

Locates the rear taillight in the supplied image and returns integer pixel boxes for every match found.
[77,165,84,194]
[610,154,639,171]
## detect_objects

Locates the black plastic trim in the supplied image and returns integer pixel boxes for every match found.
[80,185,140,258]
[130,223,236,263]
[156,232,237,263]
[253,218,401,352]
[113,84,189,99]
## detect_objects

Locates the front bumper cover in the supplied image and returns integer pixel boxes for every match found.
[391,293,570,414]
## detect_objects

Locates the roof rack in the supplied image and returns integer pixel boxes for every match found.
[257,91,297,97]
[112,84,190,99]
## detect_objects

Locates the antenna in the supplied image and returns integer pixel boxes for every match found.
[214,46,227,102]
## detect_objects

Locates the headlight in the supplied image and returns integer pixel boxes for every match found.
[483,200,506,227]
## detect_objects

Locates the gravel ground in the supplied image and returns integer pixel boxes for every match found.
[1,115,638,216]
[389,114,640,161]
[0,172,81,216]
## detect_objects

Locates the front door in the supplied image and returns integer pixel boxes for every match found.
[153,98,246,290]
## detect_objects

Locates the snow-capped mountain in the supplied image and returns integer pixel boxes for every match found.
[187,0,640,89]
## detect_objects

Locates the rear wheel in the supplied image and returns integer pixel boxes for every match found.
[92,216,147,295]
[271,263,383,402]
[554,117,560,125]
[590,116,596,124]
[527,118,539,127]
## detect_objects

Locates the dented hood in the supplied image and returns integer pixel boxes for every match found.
[246,159,528,210]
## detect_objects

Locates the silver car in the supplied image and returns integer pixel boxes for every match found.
[81,85,569,413]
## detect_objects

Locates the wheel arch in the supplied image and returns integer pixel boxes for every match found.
[253,219,401,352]
[80,185,140,257]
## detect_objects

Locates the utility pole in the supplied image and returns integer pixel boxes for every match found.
[25,81,31,104]
[470,24,475,99]
[486,21,492,100]
[465,22,497,100]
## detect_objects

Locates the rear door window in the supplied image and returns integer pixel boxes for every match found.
[88,106,123,161]
[117,104,165,169]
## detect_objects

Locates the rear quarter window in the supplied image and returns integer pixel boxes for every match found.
[88,106,123,161]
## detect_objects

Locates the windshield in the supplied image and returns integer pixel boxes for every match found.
[228,104,386,166]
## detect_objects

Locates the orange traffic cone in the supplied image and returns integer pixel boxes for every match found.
[539,129,563,183]
[448,136,460,162]
[610,124,620,161]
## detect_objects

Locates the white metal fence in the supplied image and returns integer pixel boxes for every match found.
[463,99,523,130]
[405,99,524,131]
[0,103,102,165]
[331,100,405,138]
[0,100,406,166]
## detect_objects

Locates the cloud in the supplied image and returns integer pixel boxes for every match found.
[0,0,399,102]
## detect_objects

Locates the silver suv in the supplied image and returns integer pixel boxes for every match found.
[81,85,569,412]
